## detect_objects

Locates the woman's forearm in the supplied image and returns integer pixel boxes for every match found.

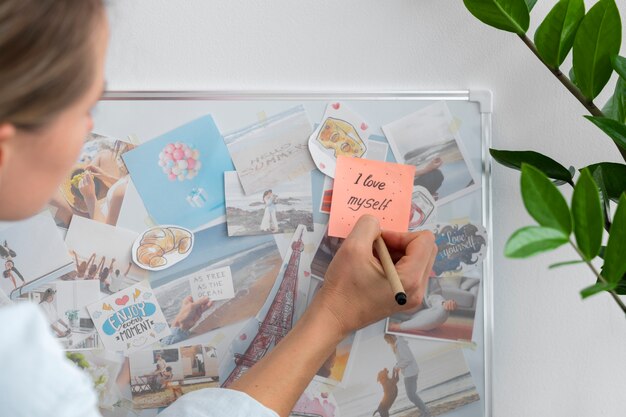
[229,301,344,417]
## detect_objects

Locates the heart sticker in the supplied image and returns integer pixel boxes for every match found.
[143,292,153,300]
[303,271,310,277]
[332,103,340,110]
[115,295,129,306]
[360,122,368,130]
[319,162,326,169]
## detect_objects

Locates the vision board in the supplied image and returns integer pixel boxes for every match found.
[88,91,494,417]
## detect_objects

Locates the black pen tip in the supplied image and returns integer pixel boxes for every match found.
[395,292,407,305]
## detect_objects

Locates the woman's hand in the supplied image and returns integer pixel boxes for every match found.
[229,215,437,417]
[171,296,212,331]
[84,164,119,186]
[313,215,437,339]
[78,172,96,202]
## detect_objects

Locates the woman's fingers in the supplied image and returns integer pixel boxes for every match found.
[343,215,381,248]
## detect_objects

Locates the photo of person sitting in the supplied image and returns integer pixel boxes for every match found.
[388,276,457,333]
[38,288,72,338]
[153,354,167,377]
[161,366,183,400]
[49,138,134,228]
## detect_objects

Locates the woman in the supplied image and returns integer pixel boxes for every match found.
[97,257,115,293]
[73,251,96,279]
[0,2,437,416]
[38,288,72,338]
[383,334,432,417]
[260,189,279,232]
[3,259,24,289]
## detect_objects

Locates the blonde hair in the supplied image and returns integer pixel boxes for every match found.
[0,0,105,129]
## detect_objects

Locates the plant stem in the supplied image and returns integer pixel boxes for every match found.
[570,241,626,315]
[518,34,626,163]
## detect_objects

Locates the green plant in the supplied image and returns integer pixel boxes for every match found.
[463,0,626,314]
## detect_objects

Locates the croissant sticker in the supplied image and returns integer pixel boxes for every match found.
[131,225,194,271]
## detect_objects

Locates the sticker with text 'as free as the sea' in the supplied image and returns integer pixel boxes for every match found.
[190,266,235,302]
[328,156,415,238]
[87,282,171,354]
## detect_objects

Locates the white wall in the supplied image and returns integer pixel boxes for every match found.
[105,1,626,415]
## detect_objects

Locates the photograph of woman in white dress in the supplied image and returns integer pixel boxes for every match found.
[260,190,279,232]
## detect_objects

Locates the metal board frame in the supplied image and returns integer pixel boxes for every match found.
[98,90,494,417]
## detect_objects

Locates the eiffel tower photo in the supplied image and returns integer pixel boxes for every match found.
[223,224,306,387]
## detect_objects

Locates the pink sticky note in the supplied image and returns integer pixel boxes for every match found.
[328,156,416,238]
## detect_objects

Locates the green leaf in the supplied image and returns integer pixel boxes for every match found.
[526,0,538,12]
[603,194,626,283]
[602,76,626,123]
[572,0,622,99]
[613,55,626,80]
[589,165,612,231]
[571,169,603,260]
[615,277,626,294]
[521,164,572,234]
[490,149,574,184]
[463,0,530,34]
[585,162,626,202]
[584,116,626,152]
[569,66,577,84]
[505,226,569,258]
[549,259,585,269]
[603,56,626,123]
[580,281,617,299]
[534,0,585,68]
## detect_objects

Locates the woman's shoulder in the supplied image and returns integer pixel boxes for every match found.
[0,303,100,417]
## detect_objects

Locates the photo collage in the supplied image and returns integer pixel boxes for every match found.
[0,100,486,416]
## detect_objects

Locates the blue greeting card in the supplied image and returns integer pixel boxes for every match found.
[123,115,234,231]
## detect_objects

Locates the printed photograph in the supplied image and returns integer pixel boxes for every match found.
[225,171,314,236]
[65,216,146,294]
[386,273,481,344]
[152,223,284,345]
[17,280,101,350]
[382,101,480,206]
[49,132,136,229]
[129,344,219,409]
[223,105,316,195]
[0,212,73,299]
[220,226,316,387]
[123,115,235,231]
[334,328,480,417]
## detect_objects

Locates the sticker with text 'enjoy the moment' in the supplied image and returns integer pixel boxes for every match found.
[328,156,415,238]
[432,223,487,276]
[87,282,171,354]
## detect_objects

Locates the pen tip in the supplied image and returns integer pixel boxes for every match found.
[395,292,407,305]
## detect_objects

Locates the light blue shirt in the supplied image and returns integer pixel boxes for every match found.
[0,304,278,417]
